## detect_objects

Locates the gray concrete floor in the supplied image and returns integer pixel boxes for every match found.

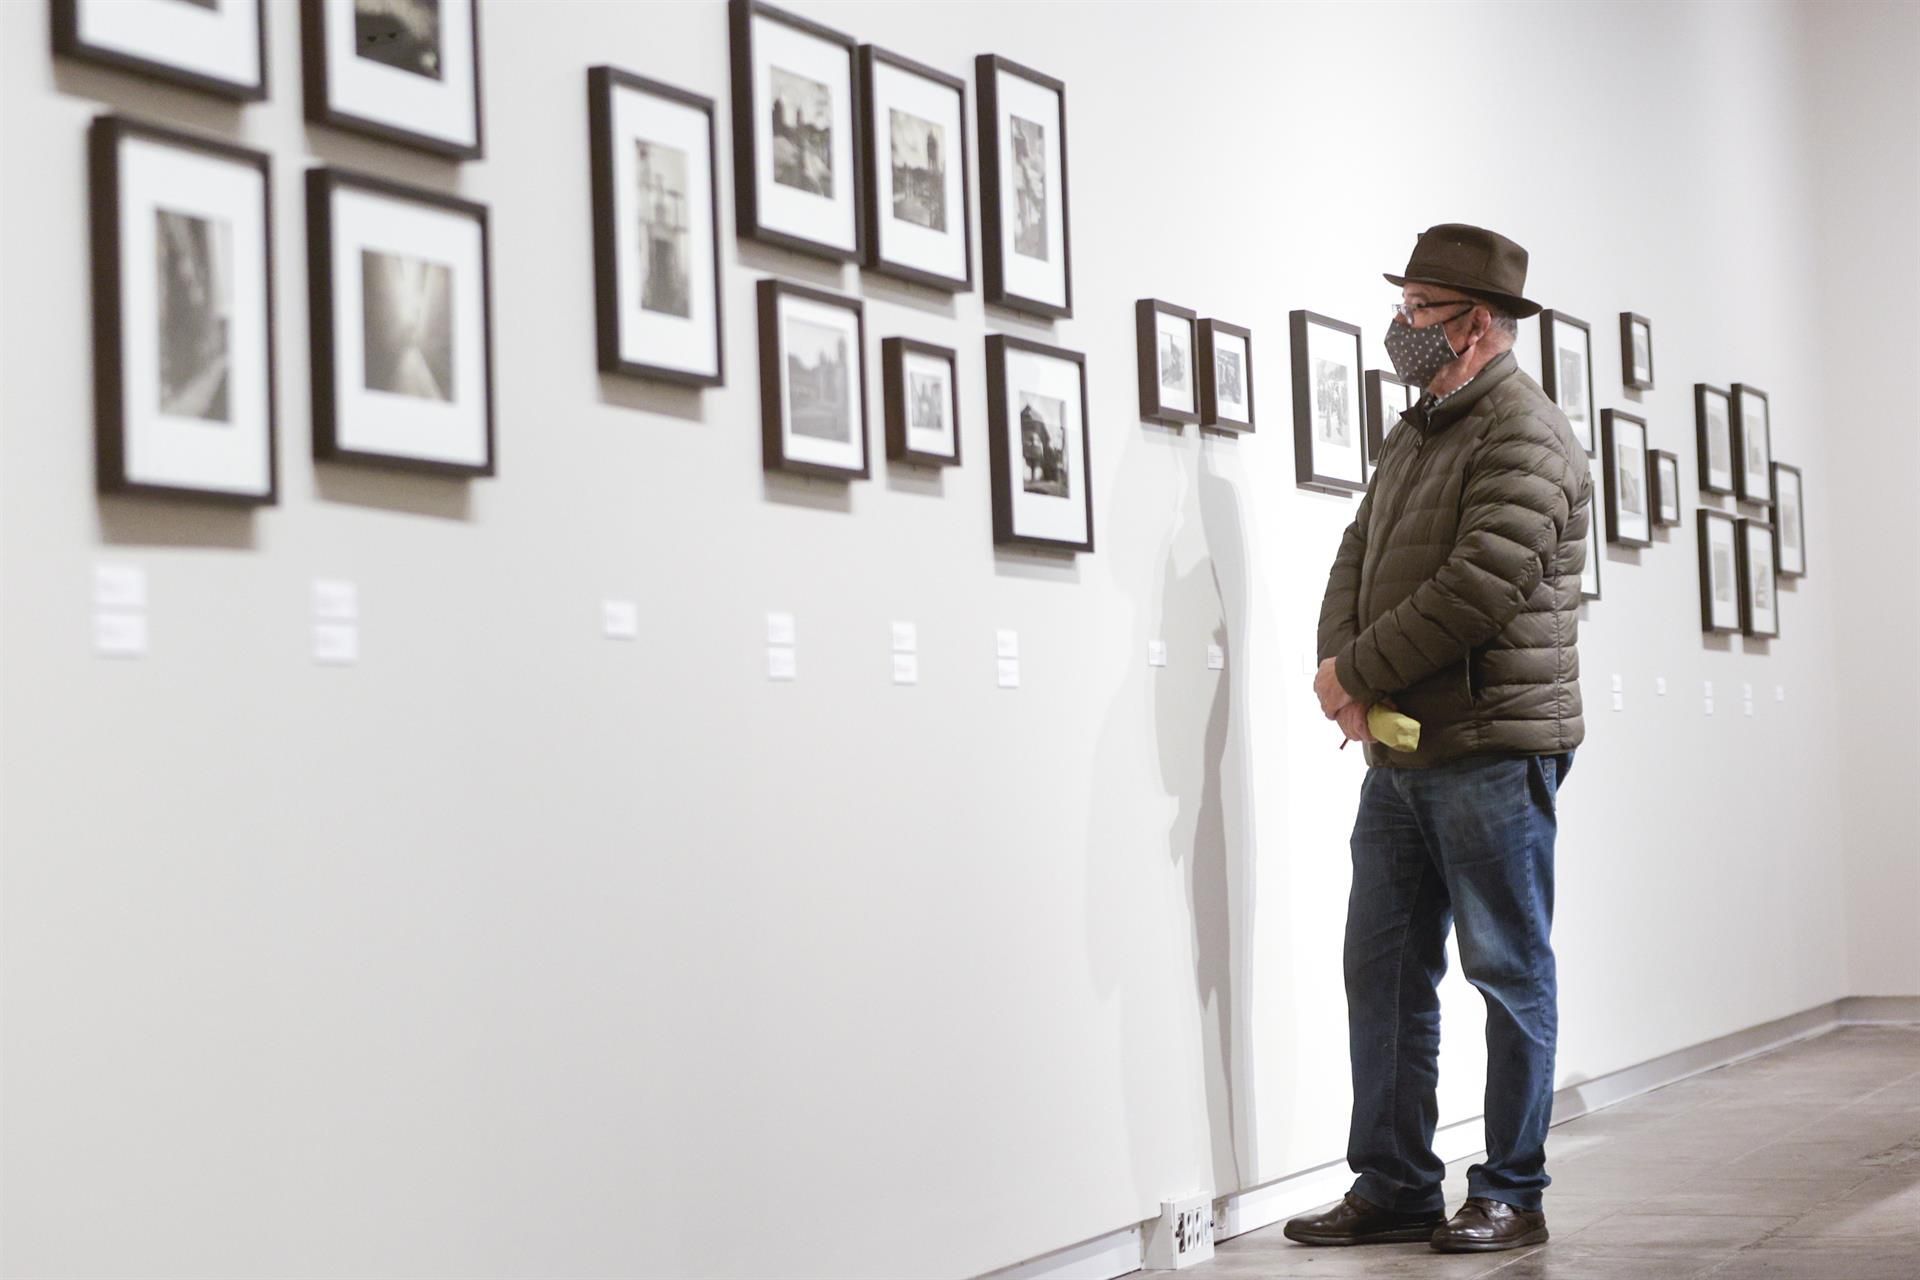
[1190,1024,1920,1278]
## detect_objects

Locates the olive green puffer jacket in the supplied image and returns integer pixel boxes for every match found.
[1316,350,1592,768]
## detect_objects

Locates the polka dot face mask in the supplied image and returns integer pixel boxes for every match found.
[1383,308,1467,389]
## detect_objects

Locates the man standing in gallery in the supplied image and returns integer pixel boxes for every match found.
[1285,224,1591,1254]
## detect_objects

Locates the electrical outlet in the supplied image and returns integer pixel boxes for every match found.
[1143,1194,1214,1270]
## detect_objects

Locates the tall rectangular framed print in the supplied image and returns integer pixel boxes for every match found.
[1581,453,1604,601]
[1772,461,1807,578]
[730,0,861,262]
[302,0,483,159]
[1601,408,1651,547]
[1651,448,1682,527]
[881,337,959,466]
[1539,309,1595,455]
[985,334,1092,552]
[859,46,970,291]
[1731,382,1772,507]
[55,0,267,100]
[1695,382,1734,494]
[588,66,724,387]
[307,168,494,474]
[1737,517,1779,639]
[1290,310,1364,495]
[1364,369,1414,477]
[90,116,276,504]
[757,279,868,479]
[1698,509,1739,633]
[977,55,1070,319]
[1620,311,1653,389]
[1198,319,1254,432]
[1136,299,1199,427]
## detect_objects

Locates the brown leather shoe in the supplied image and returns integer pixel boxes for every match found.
[1282,1191,1446,1246]
[1429,1196,1549,1252]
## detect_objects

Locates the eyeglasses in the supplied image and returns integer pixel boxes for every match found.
[1391,300,1477,326]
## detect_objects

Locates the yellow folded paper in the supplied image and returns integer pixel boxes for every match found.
[1367,706,1422,752]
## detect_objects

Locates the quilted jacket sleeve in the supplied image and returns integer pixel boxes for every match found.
[1334,411,1579,703]
[1316,486,1371,663]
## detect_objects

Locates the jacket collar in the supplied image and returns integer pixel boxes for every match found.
[1413,350,1519,435]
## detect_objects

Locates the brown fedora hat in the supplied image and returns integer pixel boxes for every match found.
[1384,223,1542,318]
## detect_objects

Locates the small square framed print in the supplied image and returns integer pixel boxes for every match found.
[1731,382,1772,507]
[1198,319,1254,432]
[302,0,484,159]
[860,45,970,291]
[1695,382,1735,495]
[985,334,1092,552]
[1651,448,1682,527]
[1772,461,1807,578]
[1620,311,1653,390]
[882,337,959,466]
[307,167,494,474]
[90,115,277,503]
[1736,517,1779,638]
[1290,310,1365,495]
[1698,509,1740,632]
[588,66,724,387]
[1136,299,1199,427]
[1601,409,1651,547]
[977,55,1071,319]
[1581,453,1604,601]
[55,0,267,100]
[757,278,868,479]
[730,0,862,262]
[1539,309,1595,455]
[1364,368,1414,477]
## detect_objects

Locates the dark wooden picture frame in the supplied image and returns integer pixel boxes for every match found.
[881,337,960,467]
[1291,309,1366,496]
[1601,408,1653,548]
[90,114,279,505]
[1731,382,1773,508]
[756,278,869,480]
[587,65,725,387]
[1695,382,1735,495]
[1620,311,1654,390]
[1651,448,1683,527]
[54,0,269,100]
[1736,517,1780,639]
[307,166,496,476]
[729,0,864,263]
[1697,508,1741,633]
[985,333,1093,553]
[1772,461,1807,579]
[1581,456,1604,602]
[301,0,485,160]
[1136,299,1200,427]
[1538,309,1596,456]
[1364,368,1413,475]
[976,54,1072,320]
[1198,319,1255,433]
[858,45,971,292]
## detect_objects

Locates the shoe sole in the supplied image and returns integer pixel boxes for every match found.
[1283,1223,1444,1246]
[1430,1227,1550,1253]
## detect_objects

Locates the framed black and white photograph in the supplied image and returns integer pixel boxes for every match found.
[1731,382,1773,507]
[1364,368,1414,477]
[1737,517,1780,639]
[1696,382,1735,495]
[1539,309,1595,455]
[302,0,484,159]
[882,337,958,466]
[1136,299,1198,427]
[1291,310,1365,495]
[1620,311,1653,390]
[757,278,868,479]
[1198,319,1254,433]
[977,55,1070,319]
[307,167,493,474]
[1698,509,1740,633]
[985,334,1092,553]
[1601,408,1652,547]
[1582,453,1604,601]
[730,0,861,262]
[1772,461,1807,578]
[54,0,267,100]
[588,66,723,387]
[1652,448,1682,528]
[859,46,969,291]
[89,116,276,503]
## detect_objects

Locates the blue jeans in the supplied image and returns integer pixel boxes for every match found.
[1344,751,1568,1215]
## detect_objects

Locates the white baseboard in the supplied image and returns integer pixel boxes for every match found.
[977,995,1917,1280]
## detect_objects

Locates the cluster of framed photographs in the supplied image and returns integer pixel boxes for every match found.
[1133,300,1255,434]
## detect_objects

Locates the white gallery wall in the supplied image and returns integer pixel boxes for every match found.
[0,2,1913,1278]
